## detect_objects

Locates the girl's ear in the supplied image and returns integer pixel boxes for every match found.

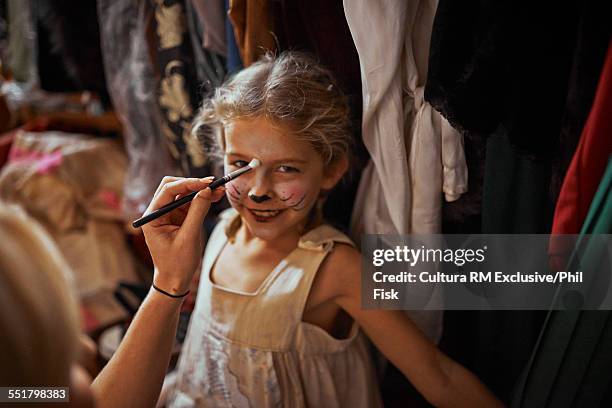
[321,155,349,190]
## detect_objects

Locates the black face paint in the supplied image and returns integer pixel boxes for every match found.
[227,183,242,202]
[248,192,271,203]
[288,193,307,211]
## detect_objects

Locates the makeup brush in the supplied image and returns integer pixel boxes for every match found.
[132,158,261,228]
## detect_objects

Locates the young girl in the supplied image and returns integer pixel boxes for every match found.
[142,52,502,407]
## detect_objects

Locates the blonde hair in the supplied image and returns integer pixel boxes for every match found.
[194,51,352,164]
[192,52,353,238]
[0,202,80,386]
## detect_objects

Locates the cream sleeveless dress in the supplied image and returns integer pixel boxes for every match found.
[167,209,383,407]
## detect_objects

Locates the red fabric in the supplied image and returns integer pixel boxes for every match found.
[552,40,612,237]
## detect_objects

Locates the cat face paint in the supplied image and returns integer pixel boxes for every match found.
[277,187,308,211]
[222,117,329,241]
[225,180,244,205]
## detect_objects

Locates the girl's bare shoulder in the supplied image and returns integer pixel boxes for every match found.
[311,242,362,303]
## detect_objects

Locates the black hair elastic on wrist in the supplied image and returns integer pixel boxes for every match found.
[152,283,190,299]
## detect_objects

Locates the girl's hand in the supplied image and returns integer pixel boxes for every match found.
[141,176,226,295]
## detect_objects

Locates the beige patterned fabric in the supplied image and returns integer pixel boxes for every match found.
[168,209,383,407]
[0,130,137,297]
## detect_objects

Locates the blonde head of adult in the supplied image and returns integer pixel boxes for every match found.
[0,202,81,387]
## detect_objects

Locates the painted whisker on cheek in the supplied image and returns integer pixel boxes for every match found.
[227,191,241,202]
[279,194,293,202]
[226,182,244,204]
[288,193,308,211]
[227,182,242,196]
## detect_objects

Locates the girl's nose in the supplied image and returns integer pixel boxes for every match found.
[248,169,273,203]
[248,192,271,203]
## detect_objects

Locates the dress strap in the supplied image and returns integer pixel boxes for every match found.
[263,223,356,324]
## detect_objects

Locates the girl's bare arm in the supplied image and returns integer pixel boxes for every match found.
[322,244,504,408]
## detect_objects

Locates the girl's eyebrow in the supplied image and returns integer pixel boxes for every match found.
[270,158,308,164]
[226,152,307,164]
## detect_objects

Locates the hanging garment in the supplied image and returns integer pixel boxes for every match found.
[424,2,583,404]
[431,2,610,234]
[468,133,553,404]
[481,133,555,234]
[32,0,110,106]
[225,0,243,73]
[512,160,612,408]
[344,0,468,345]
[551,4,612,201]
[425,1,582,159]
[228,0,276,66]
[168,209,383,407]
[441,131,487,233]
[549,39,612,271]
[97,0,179,217]
[551,40,612,237]
[152,0,209,178]
[185,0,226,90]
[0,130,138,297]
[548,39,612,270]
[190,0,227,57]
[345,0,467,238]
[6,0,37,85]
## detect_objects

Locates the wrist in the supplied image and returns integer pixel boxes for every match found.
[147,285,188,307]
[153,267,192,295]
[152,282,190,299]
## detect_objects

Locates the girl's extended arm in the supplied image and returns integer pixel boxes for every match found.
[328,245,504,408]
[91,176,225,408]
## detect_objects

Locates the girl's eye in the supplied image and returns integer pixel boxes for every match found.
[278,165,299,173]
[232,160,249,168]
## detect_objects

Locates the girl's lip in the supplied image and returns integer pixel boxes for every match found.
[246,207,286,221]
[246,207,285,212]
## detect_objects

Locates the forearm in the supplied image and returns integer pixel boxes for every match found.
[91,288,182,408]
[349,309,503,407]
[390,342,503,407]
[432,355,504,408]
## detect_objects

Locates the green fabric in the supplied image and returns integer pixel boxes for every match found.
[512,158,612,408]
[579,158,612,235]
[477,134,552,402]
[482,133,554,234]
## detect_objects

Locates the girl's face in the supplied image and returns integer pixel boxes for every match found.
[223,117,345,241]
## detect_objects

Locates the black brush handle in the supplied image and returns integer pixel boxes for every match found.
[131,191,198,228]
[131,165,253,228]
